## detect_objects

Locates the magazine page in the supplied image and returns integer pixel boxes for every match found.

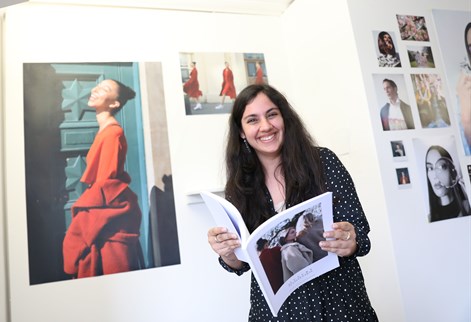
[200,191,250,262]
[245,192,339,317]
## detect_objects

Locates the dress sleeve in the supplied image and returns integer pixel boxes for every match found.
[320,147,372,258]
[218,257,251,276]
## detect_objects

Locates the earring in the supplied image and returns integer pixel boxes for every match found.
[243,138,251,153]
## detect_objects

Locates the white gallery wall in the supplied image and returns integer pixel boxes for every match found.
[0,1,469,322]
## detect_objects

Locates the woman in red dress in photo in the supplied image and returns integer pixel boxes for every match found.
[255,61,264,85]
[63,79,143,278]
[215,61,237,110]
[183,61,203,110]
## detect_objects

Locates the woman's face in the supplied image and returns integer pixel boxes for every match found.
[426,148,452,198]
[240,92,285,160]
[88,79,120,111]
[285,227,296,243]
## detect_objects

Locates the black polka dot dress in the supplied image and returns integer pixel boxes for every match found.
[219,147,379,321]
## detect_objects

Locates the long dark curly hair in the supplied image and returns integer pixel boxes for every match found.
[225,84,326,232]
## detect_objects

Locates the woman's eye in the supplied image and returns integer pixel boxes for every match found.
[438,164,448,171]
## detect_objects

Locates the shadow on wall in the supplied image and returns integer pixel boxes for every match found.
[148,174,181,267]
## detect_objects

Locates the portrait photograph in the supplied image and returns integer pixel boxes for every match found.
[372,73,415,131]
[373,30,402,68]
[432,9,471,155]
[23,62,180,285]
[395,167,411,186]
[390,140,407,161]
[412,135,471,223]
[180,52,267,116]
[410,73,451,129]
[396,14,430,41]
[406,46,435,68]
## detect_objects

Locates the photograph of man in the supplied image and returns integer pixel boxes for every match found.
[380,78,415,131]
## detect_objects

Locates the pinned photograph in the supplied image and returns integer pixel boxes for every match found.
[433,10,471,155]
[372,74,415,131]
[396,167,411,186]
[373,30,402,67]
[413,136,471,222]
[407,46,435,68]
[410,73,450,128]
[396,14,430,41]
[390,140,407,161]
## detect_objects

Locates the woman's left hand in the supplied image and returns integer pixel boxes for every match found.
[319,222,357,257]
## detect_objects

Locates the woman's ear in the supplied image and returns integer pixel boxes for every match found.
[109,100,121,110]
[240,132,246,139]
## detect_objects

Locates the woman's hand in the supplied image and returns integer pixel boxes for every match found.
[319,222,357,257]
[207,227,243,269]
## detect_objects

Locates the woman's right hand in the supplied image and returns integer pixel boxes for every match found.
[207,227,243,269]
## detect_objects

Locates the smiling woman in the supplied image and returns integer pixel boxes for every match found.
[206,84,378,321]
[62,79,144,278]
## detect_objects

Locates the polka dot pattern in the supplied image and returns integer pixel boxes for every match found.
[219,147,378,321]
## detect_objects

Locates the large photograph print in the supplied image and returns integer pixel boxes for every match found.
[24,62,180,285]
[432,9,471,155]
[412,135,471,223]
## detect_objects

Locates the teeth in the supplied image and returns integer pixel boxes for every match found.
[260,134,274,141]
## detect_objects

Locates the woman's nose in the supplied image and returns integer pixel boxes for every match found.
[259,118,272,130]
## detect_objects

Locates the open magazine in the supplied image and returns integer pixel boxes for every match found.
[201,191,339,317]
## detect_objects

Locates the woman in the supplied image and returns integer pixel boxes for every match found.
[279,226,313,282]
[377,31,401,67]
[255,61,264,85]
[425,145,471,222]
[207,84,378,320]
[183,61,203,110]
[215,61,237,110]
[63,79,143,278]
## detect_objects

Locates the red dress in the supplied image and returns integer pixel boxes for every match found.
[255,67,264,85]
[259,246,283,293]
[183,68,202,98]
[219,67,237,99]
[63,124,142,278]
